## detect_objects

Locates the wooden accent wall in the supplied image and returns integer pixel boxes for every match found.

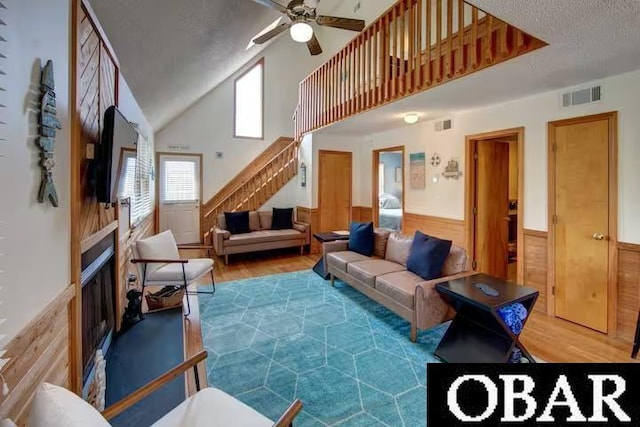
[296,207,320,254]
[0,285,75,425]
[403,212,465,248]
[616,243,640,342]
[352,206,373,223]
[523,230,548,313]
[77,4,119,240]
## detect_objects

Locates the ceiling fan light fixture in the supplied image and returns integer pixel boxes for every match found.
[404,113,419,125]
[290,21,313,43]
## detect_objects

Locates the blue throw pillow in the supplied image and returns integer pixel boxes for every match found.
[406,231,452,280]
[224,211,251,234]
[271,207,294,230]
[348,222,374,256]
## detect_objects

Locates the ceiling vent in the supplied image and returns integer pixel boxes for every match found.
[435,119,452,132]
[561,85,602,108]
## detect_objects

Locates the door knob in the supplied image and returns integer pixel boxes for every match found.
[593,233,605,241]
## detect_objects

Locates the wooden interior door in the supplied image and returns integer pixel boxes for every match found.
[552,118,610,332]
[474,141,510,279]
[319,150,352,232]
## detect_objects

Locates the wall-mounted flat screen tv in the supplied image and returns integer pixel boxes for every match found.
[96,106,139,204]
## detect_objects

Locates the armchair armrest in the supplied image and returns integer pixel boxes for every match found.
[293,221,310,244]
[322,240,349,273]
[102,351,208,420]
[131,258,189,264]
[178,244,214,258]
[273,399,304,427]
[414,271,478,330]
[212,227,230,255]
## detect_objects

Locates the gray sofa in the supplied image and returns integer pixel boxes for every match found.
[324,229,475,341]
[212,210,310,264]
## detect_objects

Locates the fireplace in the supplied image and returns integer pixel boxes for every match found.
[81,231,116,385]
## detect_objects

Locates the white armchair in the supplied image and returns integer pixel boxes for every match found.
[132,230,215,316]
[26,351,304,427]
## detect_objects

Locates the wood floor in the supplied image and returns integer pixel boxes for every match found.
[181,249,636,376]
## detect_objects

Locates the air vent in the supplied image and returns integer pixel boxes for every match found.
[561,85,602,108]
[435,119,452,132]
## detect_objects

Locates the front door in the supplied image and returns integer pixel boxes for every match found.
[318,150,352,232]
[158,154,201,244]
[474,141,510,279]
[551,115,612,333]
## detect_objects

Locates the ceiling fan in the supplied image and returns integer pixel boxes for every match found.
[250,0,365,56]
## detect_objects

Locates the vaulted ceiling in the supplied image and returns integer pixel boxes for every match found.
[89,0,343,130]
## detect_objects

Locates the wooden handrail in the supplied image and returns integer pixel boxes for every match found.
[273,399,304,427]
[102,350,208,420]
[293,0,546,141]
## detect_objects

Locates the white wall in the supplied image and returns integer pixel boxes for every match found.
[0,0,71,340]
[357,70,640,244]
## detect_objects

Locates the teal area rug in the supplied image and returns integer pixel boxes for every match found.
[198,270,448,427]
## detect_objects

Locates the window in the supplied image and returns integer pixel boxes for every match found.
[162,160,198,203]
[117,149,137,201]
[133,134,153,223]
[234,59,264,139]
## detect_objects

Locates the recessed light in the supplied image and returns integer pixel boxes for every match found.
[404,113,419,125]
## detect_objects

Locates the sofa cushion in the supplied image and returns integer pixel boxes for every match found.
[258,211,273,230]
[271,208,294,230]
[442,244,468,276]
[347,260,405,288]
[217,214,226,230]
[348,222,375,256]
[225,211,251,234]
[384,232,413,266]
[406,231,452,280]
[376,271,424,309]
[326,251,370,272]
[249,211,261,231]
[225,229,303,247]
[373,228,391,258]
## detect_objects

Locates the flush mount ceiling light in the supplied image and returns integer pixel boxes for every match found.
[404,113,419,124]
[290,21,313,43]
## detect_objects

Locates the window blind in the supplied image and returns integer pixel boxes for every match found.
[133,134,152,223]
[118,152,136,200]
[162,160,197,203]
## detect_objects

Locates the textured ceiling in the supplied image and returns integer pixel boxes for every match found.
[88,0,342,130]
[320,0,640,135]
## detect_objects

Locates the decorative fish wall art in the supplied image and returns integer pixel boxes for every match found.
[37,60,61,207]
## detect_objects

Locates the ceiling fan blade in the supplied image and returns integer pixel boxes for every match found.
[253,22,291,44]
[307,32,323,56]
[316,15,365,32]
[251,0,288,14]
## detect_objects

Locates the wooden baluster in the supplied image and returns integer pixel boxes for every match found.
[367,29,372,109]
[324,64,328,125]
[338,50,343,119]
[354,37,359,113]
[350,43,356,115]
[471,7,479,68]
[407,0,414,92]
[373,24,379,105]
[333,56,338,121]
[383,13,390,100]
[515,28,526,52]
[457,0,465,74]
[425,0,432,86]
[399,1,405,95]
[435,0,442,82]
[391,6,397,99]
[499,19,509,56]
[485,14,494,64]
[361,33,366,108]
[446,0,453,78]
[416,0,422,89]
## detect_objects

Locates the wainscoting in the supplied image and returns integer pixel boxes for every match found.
[403,212,465,248]
[296,206,320,253]
[351,206,373,223]
[0,285,75,425]
[523,230,548,313]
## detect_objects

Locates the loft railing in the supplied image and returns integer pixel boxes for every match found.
[202,138,298,240]
[293,0,546,140]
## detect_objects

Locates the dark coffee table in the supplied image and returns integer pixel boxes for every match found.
[312,232,350,279]
[435,273,539,363]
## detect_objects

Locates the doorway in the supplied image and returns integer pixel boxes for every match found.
[372,146,405,231]
[157,153,203,244]
[548,112,618,333]
[466,128,524,283]
[318,150,352,232]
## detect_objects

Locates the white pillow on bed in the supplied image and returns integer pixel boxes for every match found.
[379,193,401,209]
[28,383,110,427]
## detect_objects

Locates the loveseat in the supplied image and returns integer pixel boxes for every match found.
[212,210,310,264]
[324,229,475,341]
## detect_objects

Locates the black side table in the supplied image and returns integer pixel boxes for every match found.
[435,273,539,363]
[312,232,350,280]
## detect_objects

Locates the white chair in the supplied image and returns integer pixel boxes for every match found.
[26,351,303,427]
[132,230,215,316]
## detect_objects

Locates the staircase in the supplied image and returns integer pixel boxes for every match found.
[201,137,298,240]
